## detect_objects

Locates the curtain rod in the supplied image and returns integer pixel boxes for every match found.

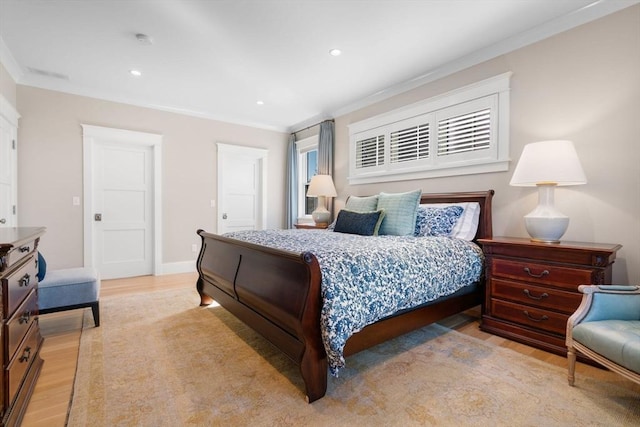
[292,119,334,135]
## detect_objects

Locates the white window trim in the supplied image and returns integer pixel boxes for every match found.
[348,72,512,185]
[296,135,318,222]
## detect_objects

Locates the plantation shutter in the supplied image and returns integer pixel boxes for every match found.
[390,123,429,163]
[355,135,385,169]
[437,108,491,156]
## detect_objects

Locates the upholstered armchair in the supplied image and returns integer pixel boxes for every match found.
[566,285,640,386]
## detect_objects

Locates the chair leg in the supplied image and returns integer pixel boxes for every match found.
[91,301,100,327]
[567,346,576,386]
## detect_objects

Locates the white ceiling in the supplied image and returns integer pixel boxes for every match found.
[0,0,636,132]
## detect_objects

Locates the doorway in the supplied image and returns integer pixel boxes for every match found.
[82,125,162,279]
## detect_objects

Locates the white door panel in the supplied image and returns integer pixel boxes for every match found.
[0,112,18,228]
[94,143,153,279]
[217,144,267,234]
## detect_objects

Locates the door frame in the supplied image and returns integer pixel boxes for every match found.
[82,124,163,275]
[217,143,268,233]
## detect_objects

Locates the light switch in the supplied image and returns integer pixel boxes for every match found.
[210,199,216,208]
[73,196,80,206]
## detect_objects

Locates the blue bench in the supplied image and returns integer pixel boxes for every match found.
[38,267,101,327]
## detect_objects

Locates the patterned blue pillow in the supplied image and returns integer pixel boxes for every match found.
[377,189,422,236]
[414,205,464,237]
[334,209,386,236]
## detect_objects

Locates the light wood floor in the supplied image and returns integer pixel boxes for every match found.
[20,272,639,426]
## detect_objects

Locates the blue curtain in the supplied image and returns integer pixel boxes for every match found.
[317,120,335,221]
[285,133,298,228]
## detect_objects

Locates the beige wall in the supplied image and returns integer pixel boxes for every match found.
[14,87,288,270]
[333,6,640,284]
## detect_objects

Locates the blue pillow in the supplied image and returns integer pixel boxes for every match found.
[376,189,422,236]
[333,209,386,236]
[414,205,464,237]
[37,252,47,281]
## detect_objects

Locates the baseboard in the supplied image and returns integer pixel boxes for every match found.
[161,261,196,275]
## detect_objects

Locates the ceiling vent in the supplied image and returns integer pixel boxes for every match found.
[26,67,69,80]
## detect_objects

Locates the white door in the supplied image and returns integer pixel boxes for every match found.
[83,125,162,280]
[217,143,267,234]
[0,98,19,228]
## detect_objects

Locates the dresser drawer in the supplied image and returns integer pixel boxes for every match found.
[7,322,42,406]
[7,289,38,360]
[3,256,37,316]
[490,258,593,290]
[489,299,569,336]
[490,278,582,314]
[4,239,36,271]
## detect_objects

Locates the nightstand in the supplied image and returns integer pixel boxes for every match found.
[477,237,622,358]
[294,223,328,229]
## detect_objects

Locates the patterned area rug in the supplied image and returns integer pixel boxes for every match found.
[68,288,640,426]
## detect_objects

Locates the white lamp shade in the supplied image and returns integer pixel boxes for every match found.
[510,140,587,187]
[306,174,337,197]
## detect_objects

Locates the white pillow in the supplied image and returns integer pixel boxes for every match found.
[418,202,480,241]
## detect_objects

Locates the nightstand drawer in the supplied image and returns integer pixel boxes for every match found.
[490,278,582,314]
[491,258,593,290]
[490,299,568,336]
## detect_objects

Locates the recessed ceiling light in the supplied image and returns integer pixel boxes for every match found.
[130,69,142,77]
[329,48,342,56]
[256,100,264,105]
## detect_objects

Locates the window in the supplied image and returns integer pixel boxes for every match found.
[296,136,318,220]
[348,72,511,184]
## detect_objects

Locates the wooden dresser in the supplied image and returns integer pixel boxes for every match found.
[0,227,45,427]
[478,237,621,358]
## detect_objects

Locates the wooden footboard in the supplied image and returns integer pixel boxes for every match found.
[196,190,494,402]
[196,230,327,402]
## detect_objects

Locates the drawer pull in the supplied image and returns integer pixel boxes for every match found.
[19,311,31,324]
[19,273,31,287]
[19,347,31,363]
[523,267,549,278]
[19,246,30,253]
[523,289,549,300]
[523,310,549,322]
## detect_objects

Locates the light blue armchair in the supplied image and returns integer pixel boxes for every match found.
[566,285,640,386]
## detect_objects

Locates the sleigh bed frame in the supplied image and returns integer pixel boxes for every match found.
[196,190,494,402]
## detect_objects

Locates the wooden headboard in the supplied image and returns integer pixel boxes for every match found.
[418,190,494,241]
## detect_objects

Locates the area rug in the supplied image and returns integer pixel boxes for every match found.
[67,288,639,426]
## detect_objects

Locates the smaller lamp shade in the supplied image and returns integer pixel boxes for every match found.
[306,174,337,197]
[306,175,337,225]
[510,140,587,187]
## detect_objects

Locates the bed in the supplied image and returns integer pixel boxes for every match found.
[196,190,494,402]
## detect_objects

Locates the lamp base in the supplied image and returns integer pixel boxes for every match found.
[523,184,570,243]
[311,207,331,225]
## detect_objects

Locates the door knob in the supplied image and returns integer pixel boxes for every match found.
[222,213,227,219]
[94,213,102,221]
[0,218,5,224]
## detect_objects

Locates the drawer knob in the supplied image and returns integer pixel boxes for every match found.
[19,273,31,287]
[19,246,30,253]
[523,310,549,322]
[19,311,31,324]
[19,346,31,363]
[523,289,549,300]
[523,267,549,278]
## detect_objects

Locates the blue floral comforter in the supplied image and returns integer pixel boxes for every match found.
[224,229,484,375]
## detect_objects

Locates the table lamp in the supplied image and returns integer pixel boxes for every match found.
[306,174,337,225]
[509,140,587,243]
